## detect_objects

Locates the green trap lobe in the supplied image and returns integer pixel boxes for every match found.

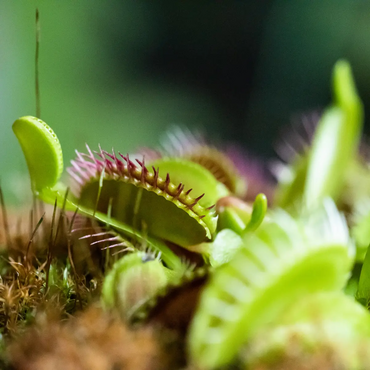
[13,116,63,191]
[188,205,353,369]
[79,179,210,247]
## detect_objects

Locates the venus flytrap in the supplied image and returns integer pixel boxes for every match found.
[216,193,267,235]
[13,115,247,270]
[275,60,363,211]
[71,148,219,248]
[277,59,370,272]
[273,59,370,265]
[11,48,370,370]
[12,117,181,269]
[188,200,354,369]
[304,61,363,206]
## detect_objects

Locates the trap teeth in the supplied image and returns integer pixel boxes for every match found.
[73,153,221,248]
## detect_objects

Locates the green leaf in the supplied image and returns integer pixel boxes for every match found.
[217,207,246,234]
[12,116,63,191]
[303,60,363,207]
[243,193,267,233]
[216,194,267,235]
[275,60,363,210]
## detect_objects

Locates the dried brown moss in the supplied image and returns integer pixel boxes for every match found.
[8,306,184,370]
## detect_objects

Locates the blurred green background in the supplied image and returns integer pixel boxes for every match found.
[2,1,370,204]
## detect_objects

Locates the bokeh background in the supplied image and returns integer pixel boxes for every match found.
[2,0,370,204]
